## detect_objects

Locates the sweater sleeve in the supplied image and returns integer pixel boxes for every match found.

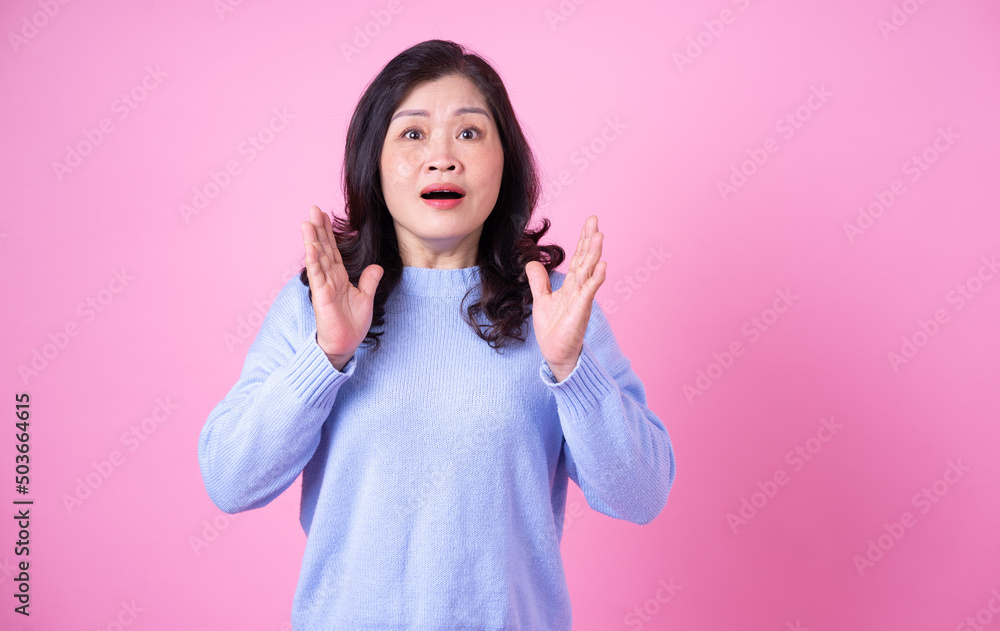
[538,273,676,525]
[198,277,357,514]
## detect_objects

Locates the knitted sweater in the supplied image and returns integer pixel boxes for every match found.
[198,265,676,630]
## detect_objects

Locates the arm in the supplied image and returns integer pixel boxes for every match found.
[539,285,676,525]
[197,277,356,514]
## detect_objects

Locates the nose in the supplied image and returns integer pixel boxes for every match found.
[425,134,459,172]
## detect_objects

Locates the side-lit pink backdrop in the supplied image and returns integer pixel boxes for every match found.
[2,1,998,629]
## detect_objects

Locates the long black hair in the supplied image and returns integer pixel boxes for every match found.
[299,39,565,352]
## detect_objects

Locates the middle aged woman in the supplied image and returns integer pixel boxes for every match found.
[199,38,676,630]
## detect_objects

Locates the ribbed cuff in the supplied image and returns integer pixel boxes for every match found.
[282,329,356,409]
[539,341,615,418]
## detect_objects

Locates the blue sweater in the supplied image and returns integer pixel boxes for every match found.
[198,265,676,630]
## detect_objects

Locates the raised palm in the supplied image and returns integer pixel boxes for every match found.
[525,215,608,383]
[300,205,383,370]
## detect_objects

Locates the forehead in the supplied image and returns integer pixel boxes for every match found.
[390,75,491,119]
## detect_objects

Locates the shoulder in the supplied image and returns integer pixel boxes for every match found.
[281,270,310,301]
[274,271,311,312]
[259,272,314,338]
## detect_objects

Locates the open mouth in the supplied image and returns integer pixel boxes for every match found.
[420,190,465,200]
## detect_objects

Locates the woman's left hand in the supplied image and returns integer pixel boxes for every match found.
[525,215,608,383]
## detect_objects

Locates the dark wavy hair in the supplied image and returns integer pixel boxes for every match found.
[298,39,565,352]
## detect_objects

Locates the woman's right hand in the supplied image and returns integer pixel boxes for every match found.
[300,205,383,371]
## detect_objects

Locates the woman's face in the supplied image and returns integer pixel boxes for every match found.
[380,74,504,268]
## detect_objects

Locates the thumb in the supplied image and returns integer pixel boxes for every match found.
[357,264,383,299]
[525,260,551,300]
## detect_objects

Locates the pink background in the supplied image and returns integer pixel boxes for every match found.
[2,0,999,629]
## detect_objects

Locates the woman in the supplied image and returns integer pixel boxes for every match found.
[198,39,676,630]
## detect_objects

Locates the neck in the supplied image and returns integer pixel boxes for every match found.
[393,223,482,269]
[395,264,482,297]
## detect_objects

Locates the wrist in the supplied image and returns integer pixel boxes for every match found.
[547,362,575,383]
[314,333,352,371]
[325,353,352,372]
[546,347,583,383]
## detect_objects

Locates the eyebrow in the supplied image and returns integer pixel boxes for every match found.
[389,107,491,122]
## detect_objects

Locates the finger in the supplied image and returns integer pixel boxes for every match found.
[572,260,606,311]
[570,235,604,298]
[311,207,336,270]
[525,260,551,300]
[301,219,312,246]
[582,231,604,278]
[357,263,383,299]
[323,207,341,265]
[302,218,333,288]
[302,239,327,288]
[562,217,590,293]
[312,208,343,290]
[309,205,324,232]
[585,260,608,297]
[301,220,320,262]
[306,207,324,263]
[576,217,589,257]
[574,216,599,275]
[568,218,589,274]
[582,216,597,257]
[322,207,344,267]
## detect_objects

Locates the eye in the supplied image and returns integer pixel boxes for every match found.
[460,126,482,140]
[399,125,482,140]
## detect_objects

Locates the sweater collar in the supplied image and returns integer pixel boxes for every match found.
[396,265,482,297]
